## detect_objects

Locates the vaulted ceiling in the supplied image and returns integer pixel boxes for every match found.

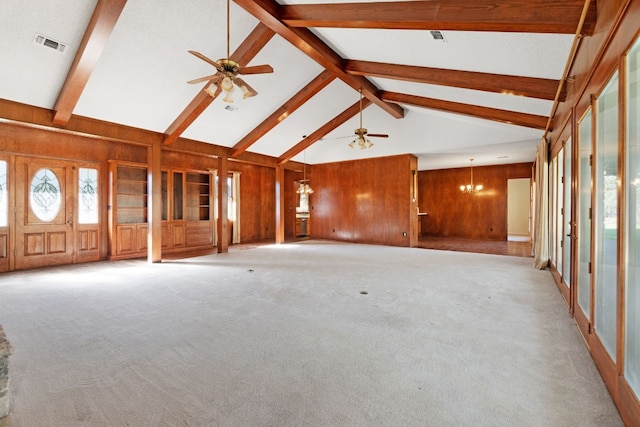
[0,0,595,169]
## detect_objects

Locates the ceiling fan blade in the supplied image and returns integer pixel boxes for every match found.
[188,50,223,71]
[234,77,258,97]
[367,133,389,138]
[187,73,222,85]
[239,64,273,75]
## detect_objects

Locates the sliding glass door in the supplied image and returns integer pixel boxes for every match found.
[594,72,619,361]
[625,37,640,400]
[563,138,572,289]
[577,109,592,319]
[556,150,564,277]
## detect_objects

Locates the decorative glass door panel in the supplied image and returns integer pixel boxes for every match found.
[15,157,74,269]
[594,72,619,361]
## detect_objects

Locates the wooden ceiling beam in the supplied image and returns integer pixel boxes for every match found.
[234,0,404,120]
[345,60,565,102]
[277,98,370,164]
[230,70,336,158]
[381,91,549,130]
[163,23,275,145]
[280,0,596,34]
[52,0,127,126]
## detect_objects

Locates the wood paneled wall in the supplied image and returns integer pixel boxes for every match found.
[232,162,276,242]
[418,162,532,240]
[0,118,281,254]
[548,0,630,147]
[310,154,418,247]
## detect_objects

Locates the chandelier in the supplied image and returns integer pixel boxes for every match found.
[460,158,483,193]
[296,151,313,194]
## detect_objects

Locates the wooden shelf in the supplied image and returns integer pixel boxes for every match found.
[109,164,213,258]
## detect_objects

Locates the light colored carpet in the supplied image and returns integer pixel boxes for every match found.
[0,240,623,426]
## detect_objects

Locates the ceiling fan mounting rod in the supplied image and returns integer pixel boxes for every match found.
[359,89,364,130]
[226,0,231,60]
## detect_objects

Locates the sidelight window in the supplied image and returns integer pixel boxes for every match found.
[78,167,98,224]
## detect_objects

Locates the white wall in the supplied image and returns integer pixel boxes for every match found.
[507,178,531,238]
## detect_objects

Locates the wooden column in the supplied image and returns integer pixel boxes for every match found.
[147,140,162,262]
[217,156,229,253]
[275,164,285,244]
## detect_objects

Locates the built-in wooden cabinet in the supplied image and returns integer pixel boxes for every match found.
[162,169,213,252]
[295,217,310,237]
[109,162,214,259]
[108,162,148,259]
[186,172,211,221]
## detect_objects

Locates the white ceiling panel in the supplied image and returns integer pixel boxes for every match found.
[1,0,579,170]
[312,28,573,78]
[0,0,98,108]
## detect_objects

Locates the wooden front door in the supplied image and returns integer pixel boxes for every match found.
[15,157,75,270]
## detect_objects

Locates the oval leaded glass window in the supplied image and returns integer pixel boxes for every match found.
[30,168,61,222]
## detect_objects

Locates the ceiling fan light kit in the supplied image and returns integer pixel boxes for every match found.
[349,89,388,149]
[187,0,272,104]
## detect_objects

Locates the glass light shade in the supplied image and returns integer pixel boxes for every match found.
[239,85,252,99]
[220,76,234,92]
[204,83,217,97]
[296,182,313,194]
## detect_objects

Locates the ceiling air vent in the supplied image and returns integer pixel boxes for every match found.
[430,30,447,42]
[34,33,66,53]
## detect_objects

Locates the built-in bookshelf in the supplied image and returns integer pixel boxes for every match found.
[186,172,211,221]
[115,164,148,224]
[109,164,213,258]
[108,162,148,259]
[163,170,213,251]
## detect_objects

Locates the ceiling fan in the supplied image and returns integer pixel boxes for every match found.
[187,0,273,103]
[349,89,389,149]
